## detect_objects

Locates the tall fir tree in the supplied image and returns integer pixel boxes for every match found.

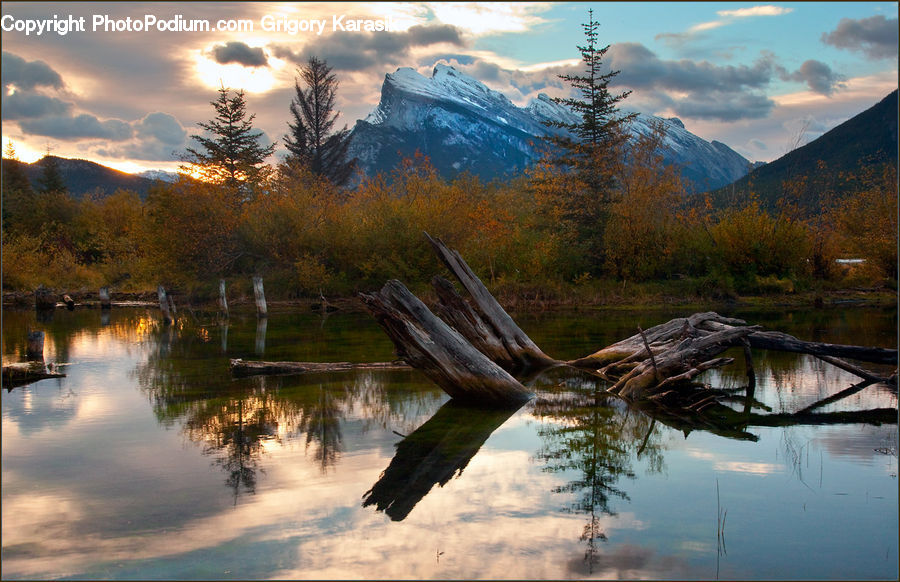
[548,8,635,193]
[183,87,275,200]
[538,9,637,275]
[284,57,355,187]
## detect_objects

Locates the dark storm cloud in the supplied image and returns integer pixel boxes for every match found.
[1,51,64,91]
[136,112,187,145]
[821,15,899,60]
[1,91,71,120]
[271,24,465,72]
[19,113,134,141]
[211,42,269,67]
[779,60,846,96]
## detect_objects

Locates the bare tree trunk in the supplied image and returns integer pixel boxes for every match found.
[360,279,533,406]
[425,233,556,370]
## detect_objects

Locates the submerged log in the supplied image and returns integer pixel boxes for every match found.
[360,279,533,406]
[746,330,897,365]
[569,312,747,369]
[610,325,761,400]
[2,362,66,389]
[230,358,411,377]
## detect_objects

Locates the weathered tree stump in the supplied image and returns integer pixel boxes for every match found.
[218,279,228,319]
[360,279,533,406]
[157,285,173,324]
[34,285,55,310]
[252,276,267,318]
[99,286,111,309]
[425,233,556,370]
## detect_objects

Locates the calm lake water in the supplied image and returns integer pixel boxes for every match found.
[2,303,897,580]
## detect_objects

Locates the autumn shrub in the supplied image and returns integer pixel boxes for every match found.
[832,163,898,282]
[710,200,811,283]
[142,178,242,289]
[2,232,100,290]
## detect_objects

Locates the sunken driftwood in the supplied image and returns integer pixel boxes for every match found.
[360,279,534,406]
[230,358,411,377]
[2,362,66,389]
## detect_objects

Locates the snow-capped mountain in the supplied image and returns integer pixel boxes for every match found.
[138,169,180,183]
[348,64,754,191]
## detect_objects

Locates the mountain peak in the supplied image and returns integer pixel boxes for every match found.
[351,64,753,189]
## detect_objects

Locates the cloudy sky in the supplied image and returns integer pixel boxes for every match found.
[2,1,897,173]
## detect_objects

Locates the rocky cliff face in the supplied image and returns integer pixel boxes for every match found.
[348,64,753,191]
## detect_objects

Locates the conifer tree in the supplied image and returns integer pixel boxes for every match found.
[284,57,355,187]
[537,9,637,275]
[37,153,67,194]
[184,87,275,200]
[1,141,36,230]
[548,8,635,194]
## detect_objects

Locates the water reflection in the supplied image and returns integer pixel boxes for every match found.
[363,399,522,521]
[531,370,665,574]
[2,305,898,580]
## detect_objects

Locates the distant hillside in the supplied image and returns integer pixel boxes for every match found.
[4,156,161,198]
[712,90,898,210]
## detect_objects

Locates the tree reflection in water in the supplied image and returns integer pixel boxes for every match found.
[530,367,665,574]
[135,318,440,499]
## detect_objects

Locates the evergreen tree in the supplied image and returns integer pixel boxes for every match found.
[37,154,67,194]
[2,141,36,230]
[537,9,637,275]
[284,57,355,187]
[183,87,275,200]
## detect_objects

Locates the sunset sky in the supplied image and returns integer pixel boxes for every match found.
[2,1,897,174]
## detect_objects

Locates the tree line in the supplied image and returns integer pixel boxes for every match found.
[2,14,896,303]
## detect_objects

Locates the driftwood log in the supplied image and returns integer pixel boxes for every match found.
[231,358,410,377]
[2,362,66,389]
[360,279,533,406]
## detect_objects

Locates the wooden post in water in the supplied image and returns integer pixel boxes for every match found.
[99,286,111,309]
[26,331,45,361]
[158,285,173,324]
[252,276,267,318]
[218,279,229,319]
